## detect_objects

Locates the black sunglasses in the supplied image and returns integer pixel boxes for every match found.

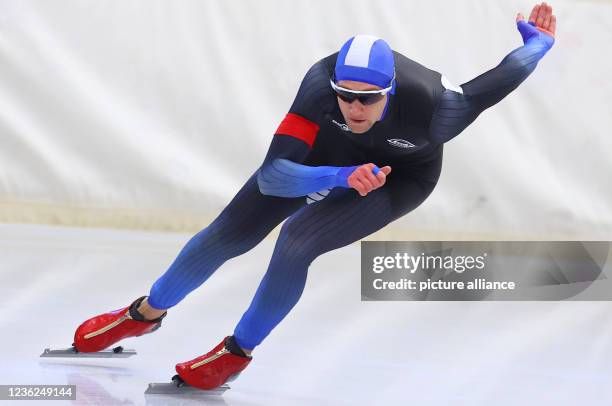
[329,75,394,106]
[334,89,386,105]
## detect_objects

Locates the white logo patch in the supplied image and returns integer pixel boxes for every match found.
[387,138,416,149]
[441,75,463,94]
[306,188,330,205]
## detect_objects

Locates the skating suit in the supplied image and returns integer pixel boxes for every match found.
[148,23,553,349]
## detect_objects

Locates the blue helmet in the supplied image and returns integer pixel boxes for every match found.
[334,34,395,91]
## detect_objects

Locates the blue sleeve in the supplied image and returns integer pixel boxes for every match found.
[429,21,555,144]
[258,159,362,198]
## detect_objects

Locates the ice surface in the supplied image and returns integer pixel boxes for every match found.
[1,224,611,405]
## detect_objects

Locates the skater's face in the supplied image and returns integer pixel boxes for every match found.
[335,80,387,134]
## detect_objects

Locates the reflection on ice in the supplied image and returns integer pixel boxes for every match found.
[145,392,229,406]
[67,372,135,405]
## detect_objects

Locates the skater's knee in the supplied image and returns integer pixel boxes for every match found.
[274,221,320,264]
[188,219,260,258]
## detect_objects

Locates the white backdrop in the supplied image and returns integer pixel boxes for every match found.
[1,0,611,239]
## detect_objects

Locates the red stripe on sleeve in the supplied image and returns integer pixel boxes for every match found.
[274,113,320,148]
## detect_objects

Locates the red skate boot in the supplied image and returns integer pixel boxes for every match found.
[73,296,166,353]
[174,336,252,390]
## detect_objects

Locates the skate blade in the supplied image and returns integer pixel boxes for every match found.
[145,382,230,396]
[40,346,136,358]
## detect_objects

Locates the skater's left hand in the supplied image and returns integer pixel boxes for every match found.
[516,2,556,46]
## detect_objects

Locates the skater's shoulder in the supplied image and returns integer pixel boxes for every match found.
[289,54,337,123]
[297,54,336,96]
[392,51,444,120]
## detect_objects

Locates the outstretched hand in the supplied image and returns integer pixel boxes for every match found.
[517,2,556,38]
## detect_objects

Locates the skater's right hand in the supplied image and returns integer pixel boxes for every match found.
[348,164,391,197]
